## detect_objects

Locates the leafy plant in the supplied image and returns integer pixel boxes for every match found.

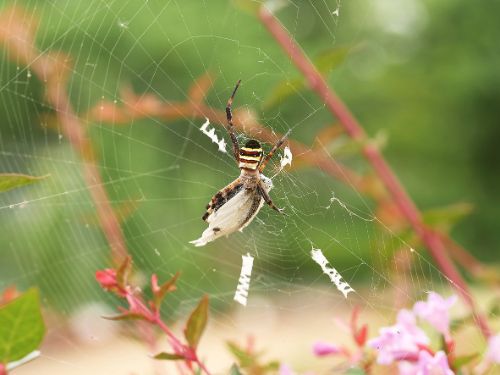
[0,173,48,193]
[95,257,211,374]
[227,339,279,375]
[0,288,45,373]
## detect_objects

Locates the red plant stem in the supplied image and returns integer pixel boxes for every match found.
[0,6,129,265]
[131,295,210,375]
[438,232,486,277]
[47,86,128,265]
[258,6,491,338]
[129,294,185,353]
[155,319,211,375]
[153,317,185,355]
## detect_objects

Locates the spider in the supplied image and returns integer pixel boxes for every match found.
[190,80,290,247]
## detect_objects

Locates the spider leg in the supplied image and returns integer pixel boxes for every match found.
[258,129,291,172]
[202,179,243,221]
[226,80,242,163]
[257,182,286,215]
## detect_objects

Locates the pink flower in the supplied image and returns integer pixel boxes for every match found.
[279,364,314,375]
[413,292,457,338]
[368,309,429,365]
[279,364,294,375]
[485,333,500,363]
[313,341,341,356]
[398,351,454,375]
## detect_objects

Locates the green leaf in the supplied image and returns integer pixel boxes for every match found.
[231,0,261,15]
[263,361,280,371]
[453,353,479,368]
[116,256,132,287]
[0,173,48,193]
[230,364,243,375]
[232,0,289,14]
[0,288,45,364]
[227,341,254,367]
[153,272,180,308]
[262,78,304,110]
[227,341,279,373]
[326,137,366,157]
[488,297,500,316]
[422,203,474,230]
[314,46,351,74]
[184,295,209,349]
[477,266,500,284]
[102,312,145,321]
[344,368,367,375]
[263,46,351,109]
[154,352,185,361]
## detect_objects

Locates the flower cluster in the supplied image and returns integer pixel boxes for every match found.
[368,309,430,365]
[305,291,500,375]
[413,292,457,340]
[368,292,458,373]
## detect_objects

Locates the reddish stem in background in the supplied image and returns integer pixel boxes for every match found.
[45,74,128,265]
[0,6,128,266]
[437,232,486,277]
[258,6,490,338]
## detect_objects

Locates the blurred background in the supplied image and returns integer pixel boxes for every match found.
[0,0,499,373]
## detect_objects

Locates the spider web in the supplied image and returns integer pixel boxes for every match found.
[0,0,490,373]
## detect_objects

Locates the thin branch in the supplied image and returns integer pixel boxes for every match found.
[0,6,128,265]
[437,232,493,280]
[88,82,368,193]
[258,5,490,337]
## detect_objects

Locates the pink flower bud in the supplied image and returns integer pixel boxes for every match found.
[151,274,160,294]
[313,341,341,356]
[486,333,500,364]
[95,269,118,289]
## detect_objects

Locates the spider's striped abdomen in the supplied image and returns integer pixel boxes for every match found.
[239,139,263,170]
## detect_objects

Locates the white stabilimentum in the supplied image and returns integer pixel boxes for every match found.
[234,253,254,306]
[279,146,293,170]
[311,248,355,298]
[200,117,227,153]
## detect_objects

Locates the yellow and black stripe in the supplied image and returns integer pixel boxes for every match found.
[239,140,263,170]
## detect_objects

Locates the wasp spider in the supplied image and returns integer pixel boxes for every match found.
[190,80,290,247]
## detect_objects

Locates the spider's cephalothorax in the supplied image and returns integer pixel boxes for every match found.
[190,80,290,247]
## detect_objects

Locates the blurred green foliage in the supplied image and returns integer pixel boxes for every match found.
[0,0,498,312]
[0,288,45,364]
